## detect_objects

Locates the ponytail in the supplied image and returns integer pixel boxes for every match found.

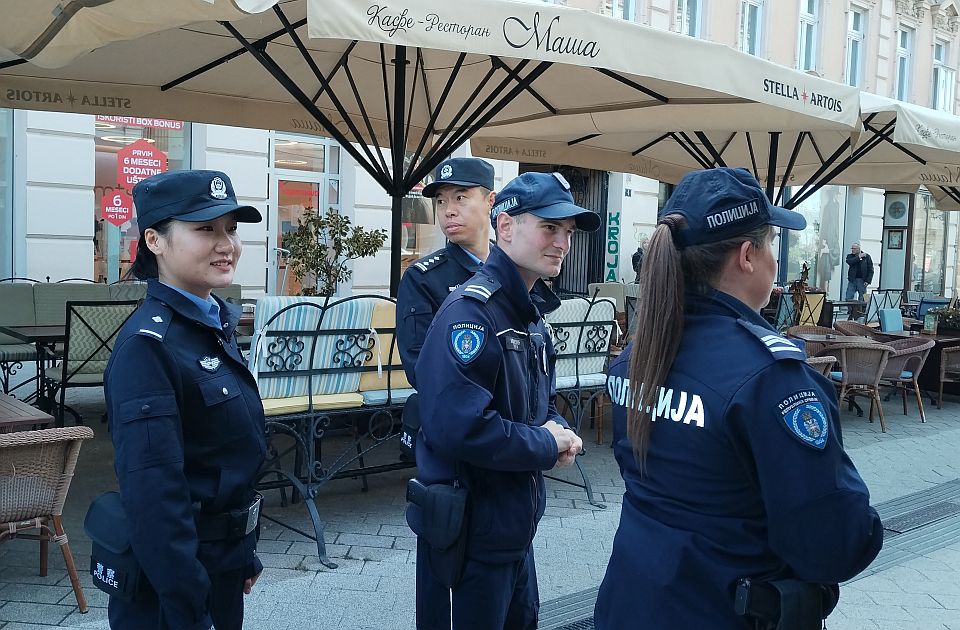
[626,216,774,467]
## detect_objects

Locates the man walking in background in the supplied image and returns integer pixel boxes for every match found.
[844,241,873,301]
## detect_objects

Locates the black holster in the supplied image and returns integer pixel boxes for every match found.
[406,477,469,588]
[735,578,833,630]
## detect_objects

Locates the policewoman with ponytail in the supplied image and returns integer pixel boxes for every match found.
[99,170,266,629]
[596,168,883,630]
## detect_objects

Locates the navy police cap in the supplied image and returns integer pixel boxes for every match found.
[660,167,806,248]
[421,157,495,198]
[133,169,262,235]
[490,172,602,232]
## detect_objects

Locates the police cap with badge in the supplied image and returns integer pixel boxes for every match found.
[656,166,806,248]
[489,171,602,232]
[133,169,262,234]
[421,157,495,198]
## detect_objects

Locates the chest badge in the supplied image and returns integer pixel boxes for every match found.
[449,322,486,364]
[198,356,222,373]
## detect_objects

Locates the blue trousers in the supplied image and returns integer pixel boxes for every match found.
[108,568,244,630]
[416,539,539,630]
[845,278,867,301]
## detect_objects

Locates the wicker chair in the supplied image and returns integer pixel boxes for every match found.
[786,325,836,358]
[0,426,93,612]
[880,338,935,423]
[939,346,960,408]
[827,342,894,432]
[806,355,837,377]
[834,320,885,340]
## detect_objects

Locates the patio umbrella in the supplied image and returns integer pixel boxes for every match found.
[0,0,861,291]
[781,92,960,211]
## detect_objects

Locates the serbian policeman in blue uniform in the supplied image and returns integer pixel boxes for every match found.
[596,168,883,629]
[409,172,601,629]
[104,170,267,630]
[396,157,496,386]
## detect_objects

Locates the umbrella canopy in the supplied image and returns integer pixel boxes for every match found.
[0,0,861,289]
[784,92,960,210]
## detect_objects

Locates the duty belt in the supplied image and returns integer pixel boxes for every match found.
[195,494,262,542]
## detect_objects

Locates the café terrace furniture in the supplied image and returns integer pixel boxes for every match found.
[545,295,618,508]
[785,325,836,358]
[826,342,894,432]
[879,338,935,423]
[939,345,960,408]
[834,320,886,341]
[805,355,837,377]
[863,289,903,325]
[0,395,54,433]
[0,425,94,613]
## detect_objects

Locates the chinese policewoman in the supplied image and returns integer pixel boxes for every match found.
[596,168,883,630]
[103,170,266,630]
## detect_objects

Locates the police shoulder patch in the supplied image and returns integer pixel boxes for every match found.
[133,304,172,342]
[462,277,501,303]
[776,390,829,449]
[449,322,487,364]
[737,319,806,361]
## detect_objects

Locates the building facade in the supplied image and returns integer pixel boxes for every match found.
[2,0,960,299]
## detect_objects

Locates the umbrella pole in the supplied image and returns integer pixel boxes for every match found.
[391,194,403,296]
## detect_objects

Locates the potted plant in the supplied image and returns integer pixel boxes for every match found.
[282,207,388,297]
[927,306,960,334]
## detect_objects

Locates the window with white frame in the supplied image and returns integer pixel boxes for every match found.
[677,0,702,37]
[797,0,819,71]
[895,27,913,101]
[845,7,865,87]
[739,0,763,56]
[933,40,956,112]
[603,0,634,20]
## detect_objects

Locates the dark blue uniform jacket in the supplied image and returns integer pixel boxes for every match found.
[105,280,266,630]
[595,290,883,630]
[407,245,567,564]
[396,242,482,388]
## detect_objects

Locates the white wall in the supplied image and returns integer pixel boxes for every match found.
[19,111,95,281]
[606,173,659,283]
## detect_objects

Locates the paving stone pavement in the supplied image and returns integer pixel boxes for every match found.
[2,387,960,629]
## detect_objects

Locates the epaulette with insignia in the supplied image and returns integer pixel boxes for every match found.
[737,319,806,361]
[463,277,501,303]
[133,304,172,342]
[413,252,448,273]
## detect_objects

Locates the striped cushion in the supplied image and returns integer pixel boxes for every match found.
[250,297,375,399]
[261,393,364,416]
[555,373,607,390]
[358,300,413,392]
[361,387,416,406]
[0,343,36,362]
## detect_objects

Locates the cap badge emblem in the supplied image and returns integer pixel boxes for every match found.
[198,356,221,372]
[553,172,571,190]
[210,177,228,200]
[440,164,453,180]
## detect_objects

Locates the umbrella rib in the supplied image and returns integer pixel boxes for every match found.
[569,134,602,146]
[163,18,307,91]
[593,68,669,103]
[0,59,27,70]
[380,45,395,159]
[668,133,711,169]
[693,132,727,167]
[676,132,713,168]
[407,53,467,182]
[312,41,357,104]
[415,59,519,175]
[403,49,422,170]
[218,21,391,191]
[414,61,552,185]
[631,133,671,156]
[785,138,853,209]
[270,7,386,177]
[745,132,759,178]
[18,0,114,61]
[490,57,558,115]
[863,117,928,165]
[775,132,807,206]
[341,60,392,178]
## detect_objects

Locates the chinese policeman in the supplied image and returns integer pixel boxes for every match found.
[396,157,497,386]
[596,168,883,629]
[102,170,267,630]
[407,172,601,629]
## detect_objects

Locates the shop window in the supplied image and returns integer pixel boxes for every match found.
[912,193,947,294]
[932,41,955,113]
[896,27,913,101]
[0,109,12,278]
[797,0,819,72]
[93,117,190,283]
[274,135,341,295]
[739,0,763,56]
[677,0,703,37]
[784,185,848,299]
